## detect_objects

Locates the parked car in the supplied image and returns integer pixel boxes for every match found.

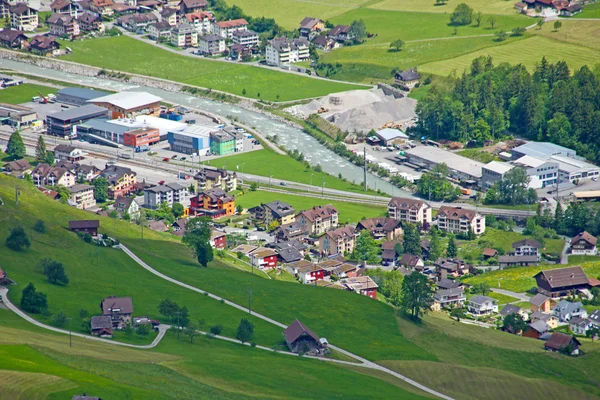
[172,155,178,159]
[158,180,165,185]
[163,158,170,162]
[280,182,287,186]
[181,157,187,161]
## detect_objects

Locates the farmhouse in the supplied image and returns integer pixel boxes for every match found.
[437,206,485,235]
[0,28,27,49]
[570,231,597,256]
[100,296,133,329]
[544,332,581,356]
[388,197,432,226]
[88,91,162,119]
[90,315,113,337]
[299,17,323,37]
[394,68,420,90]
[68,219,100,236]
[498,255,539,268]
[534,266,591,298]
[282,320,325,354]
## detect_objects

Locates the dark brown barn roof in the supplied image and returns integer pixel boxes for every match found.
[282,320,320,344]
[534,266,589,289]
[68,220,100,229]
[545,332,581,351]
[572,231,597,246]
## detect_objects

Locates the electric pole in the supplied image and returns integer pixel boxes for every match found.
[363,147,367,192]
[15,185,20,205]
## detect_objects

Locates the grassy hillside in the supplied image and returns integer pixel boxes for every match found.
[0,83,55,105]
[59,36,366,102]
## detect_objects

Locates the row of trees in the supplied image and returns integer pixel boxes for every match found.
[415,57,600,163]
[416,163,461,202]
[532,201,600,238]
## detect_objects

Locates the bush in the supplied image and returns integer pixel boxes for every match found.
[6,226,31,251]
[33,219,47,233]
[210,324,223,335]
[83,233,93,243]
[136,324,150,336]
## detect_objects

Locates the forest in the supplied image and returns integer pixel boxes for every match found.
[415,57,600,163]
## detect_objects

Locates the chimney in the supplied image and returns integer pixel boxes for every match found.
[571,273,575,278]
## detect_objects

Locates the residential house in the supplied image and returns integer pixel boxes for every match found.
[467,295,498,316]
[569,316,592,335]
[185,11,212,35]
[0,28,27,49]
[10,3,38,31]
[553,300,588,322]
[328,24,353,42]
[265,37,309,67]
[100,296,133,329]
[54,144,86,162]
[356,217,403,240]
[293,261,324,284]
[250,247,278,269]
[3,158,31,173]
[171,218,187,235]
[570,231,597,256]
[296,205,338,236]
[275,241,304,264]
[50,0,80,16]
[190,188,234,218]
[498,255,539,268]
[90,0,114,16]
[530,311,559,329]
[432,287,466,311]
[399,253,424,270]
[499,304,529,321]
[160,7,179,26]
[68,219,99,236]
[318,225,355,256]
[114,195,140,219]
[210,230,226,249]
[198,34,224,55]
[512,239,541,258]
[298,17,323,37]
[544,332,581,355]
[436,206,485,235]
[231,29,258,46]
[143,182,187,208]
[312,34,337,51]
[274,222,308,243]
[180,0,207,14]
[193,166,237,192]
[74,164,101,181]
[47,13,80,37]
[482,248,498,259]
[340,276,378,299]
[147,20,172,39]
[381,247,397,266]
[437,278,462,290]
[118,13,157,32]
[249,200,296,226]
[388,197,432,226]
[76,12,104,33]
[590,310,600,328]
[213,18,248,39]
[394,68,420,90]
[282,320,324,354]
[31,163,76,187]
[530,293,553,313]
[171,22,198,47]
[68,184,96,209]
[435,258,468,278]
[561,3,583,16]
[90,315,113,337]
[99,165,137,199]
[534,266,591,298]
[524,319,550,339]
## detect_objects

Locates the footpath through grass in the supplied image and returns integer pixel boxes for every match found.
[59,36,365,101]
[0,83,56,105]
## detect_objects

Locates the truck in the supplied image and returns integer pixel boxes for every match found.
[461,188,471,196]
[119,153,132,159]
[135,145,150,153]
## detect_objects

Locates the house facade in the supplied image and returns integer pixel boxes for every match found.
[394,68,420,90]
[571,231,597,255]
[68,184,96,209]
[193,166,237,192]
[10,3,38,31]
[144,182,187,208]
[114,195,140,219]
[356,217,403,240]
[213,18,248,39]
[318,225,355,256]
[54,144,86,162]
[231,29,258,46]
[31,164,76,187]
[99,165,137,199]
[198,34,225,55]
[250,248,278,269]
[191,188,235,218]
[437,206,485,235]
[467,295,498,316]
[47,13,80,37]
[249,200,296,226]
[432,287,466,311]
[265,37,309,67]
[171,23,198,47]
[296,204,338,236]
[388,197,432,226]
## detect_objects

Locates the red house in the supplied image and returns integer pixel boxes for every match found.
[210,230,227,249]
[341,276,378,299]
[297,264,325,284]
[250,247,278,269]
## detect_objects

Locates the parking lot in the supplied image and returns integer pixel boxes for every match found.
[345,142,424,180]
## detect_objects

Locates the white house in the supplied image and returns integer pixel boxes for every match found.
[569,317,592,335]
[265,37,309,67]
[54,144,86,162]
[198,34,225,55]
[570,231,598,256]
[467,295,498,316]
[212,18,248,39]
[553,300,588,322]
[144,182,187,209]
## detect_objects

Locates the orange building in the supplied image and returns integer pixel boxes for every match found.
[88,92,162,119]
[124,127,160,148]
[191,188,234,218]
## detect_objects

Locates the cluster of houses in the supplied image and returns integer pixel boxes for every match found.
[514,0,585,17]
[89,295,159,337]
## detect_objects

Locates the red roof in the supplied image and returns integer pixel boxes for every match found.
[216,19,248,29]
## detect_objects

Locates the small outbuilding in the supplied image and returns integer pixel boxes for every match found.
[68,220,100,236]
[282,319,326,355]
[544,332,581,356]
[90,315,113,337]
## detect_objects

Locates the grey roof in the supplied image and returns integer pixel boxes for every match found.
[277,246,303,263]
[173,23,196,34]
[10,3,32,14]
[498,255,539,263]
[569,316,589,327]
[269,37,309,52]
[469,295,496,305]
[530,311,552,322]
[434,287,464,301]
[200,34,223,42]
[90,315,112,330]
[264,200,295,218]
[150,20,172,30]
[530,293,549,307]
[58,87,109,100]
[499,304,522,316]
[512,239,541,249]
[529,319,549,333]
[81,118,131,135]
[166,182,185,190]
[47,105,108,122]
[437,278,461,290]
[69,184,93,193]
[232,29,257,37]
[554,300,584,315]
[512,141,576,159]
[396,68,420,81]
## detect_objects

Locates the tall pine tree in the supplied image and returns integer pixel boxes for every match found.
[429,228,442,261]
[35,136,47,163]
[447,235,457,258]
[6,130,25,159]
[403,224,421,256]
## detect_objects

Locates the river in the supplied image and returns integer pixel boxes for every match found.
[3,59,403,195]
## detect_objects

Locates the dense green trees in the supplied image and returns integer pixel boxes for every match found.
[6,130,25,159]
[450,3,473,26]
[399,272,434,321]
[6,226,31,251]
[93,177,109,202]
[403,223,421,256]
[183,217,214,267]
[353,229,380,263]
[484,167,537,206]
[35,136,47,163]
[415,57,600,164]
[416,163,460,202]
[41,258,70,286]
[20,283,47,314]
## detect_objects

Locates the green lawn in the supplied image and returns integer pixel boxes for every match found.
[534,20,600,51]
[419,35,600,76]
[205,149,375,194]
[487,291,520,305]
[457,149,500,163]
[369,0,519,15]
[236,189,386,224]
[572,2,600,18]
[59,36,365,101]
[0,83,56,105]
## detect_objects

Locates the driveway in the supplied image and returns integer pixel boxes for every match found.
[561,239,570,265]
[490,288,530,303]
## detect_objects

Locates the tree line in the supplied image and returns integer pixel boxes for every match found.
[414,57,600,164]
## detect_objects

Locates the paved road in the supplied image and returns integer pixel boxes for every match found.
[0,287,170,349]
[118,244,454,400]
[561,239,570,265]
[490,288,531,303]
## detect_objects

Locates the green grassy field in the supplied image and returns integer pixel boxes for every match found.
[205,149,375,194]
[419,35,600,76]
[236,190,386,224]
[572,2,600,18]
[369,0,519,14]
[59,36,365,101]
[487,291,520,305]
[0,83,56,105]
[534,20,600,51]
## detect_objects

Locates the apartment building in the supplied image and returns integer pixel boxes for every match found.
[185,11,213,35]
[144,182,187,209]
[318,225,356,256]
[387,197,432,226]
[198,34,225,55]
[68,184,96,209]
[171,22,198,47]
[265,37,309,67]
[212,18,248,39]
[437,206,485,235]
[10,3,38,31]
[296,204,338,236]
[47,13,80,37]
[31,163,76,187]
[99,165,137,198]
[231,29,258,46]
[249,200,296,226]
[193,166,237,192]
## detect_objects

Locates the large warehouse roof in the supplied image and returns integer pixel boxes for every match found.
[405,146,484,178]
[512,142,576,159]
[88,91,162,109]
